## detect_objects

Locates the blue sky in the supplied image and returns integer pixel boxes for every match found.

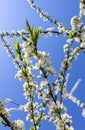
[0,0,85,130]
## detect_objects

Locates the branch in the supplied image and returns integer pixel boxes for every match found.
[0,113,14,130]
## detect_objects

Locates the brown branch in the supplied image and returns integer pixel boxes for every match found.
[0,113,14,130]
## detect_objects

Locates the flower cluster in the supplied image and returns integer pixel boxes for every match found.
[26,0,59,25]
[34,51,56,77]
[44,112,73,130]
[0,101,10,119]
[79,2,85,17]
[57,23,67,35]
[11,120,25,130]
[46,27,55,36]
[0,0,85,130]
[56,113,74,130]
[71,16,82,31]
[26,0,50,21]
[0,100,10,128]
[70,8,85,48]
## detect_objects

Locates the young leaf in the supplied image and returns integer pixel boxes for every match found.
[35,27,41,44]
[30,26,35,42]
[26,20,40,45]
[30,126,35,130]
[14,40,21,59]
[35,27,41,39]
[26,19,32,33]
[16,54,21,59]
[26,20,35,43]
[14,40,20,51]
[80,0,84,3]
[69,32,75,39]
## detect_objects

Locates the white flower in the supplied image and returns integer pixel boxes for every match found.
[35,59,44,69]
[40,80,48,89]
[46,27,55,32]
[61,113,72,120]
[30,3,36,9]
[46,65,56,75]
[71,16,81,31]
[18,105,24,111]
[76,100,81,106]
[64,73,69,87]
[80,42,85,48]
[71,47,80,56]
[80,103,85,108]
[69,126,74,130]
[79,3,85,17]
[65,126,74,130]
[57,24,65,33]
[81,32,85,41]
[15,69,23,80]
[74,37,80,42]
[70,79,81,95]
[80,9,85,16]
[0,101,10,119]
[63,44,69,52]
[40,13,43,18]
[82,109,85,117]
[66,38,73,44]
[26,0,33,4]
[46,27,55,36]
[44,12,50,19]
[37,8,42,13]
[11,120,25,130]
[43,17,48,21]
[71,16,80,25]
[68,94,77,103]
[22,41,32,58]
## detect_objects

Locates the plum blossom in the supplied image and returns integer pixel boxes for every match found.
[11,120,25,130]
[71,16,81,31]
[79,2,85,17]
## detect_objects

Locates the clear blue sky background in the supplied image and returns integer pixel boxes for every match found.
[0,0,85,130]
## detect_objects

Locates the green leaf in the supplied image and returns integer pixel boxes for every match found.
[30,126,35,130]
[35,116,41,125]
[35,27,41,44]
[69,32,75,39]
[16,54,21,59]
[14,40,20,51]
[80,0,84,3]
[26,19,32,33]
[26,20,35,43]
[30,26,35,42]
[14,40,21,59]
[35,27,41,39]
[26,20,40,46]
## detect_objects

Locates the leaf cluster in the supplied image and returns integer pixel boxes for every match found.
[26,19,41,45]
[14,40,21,59]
